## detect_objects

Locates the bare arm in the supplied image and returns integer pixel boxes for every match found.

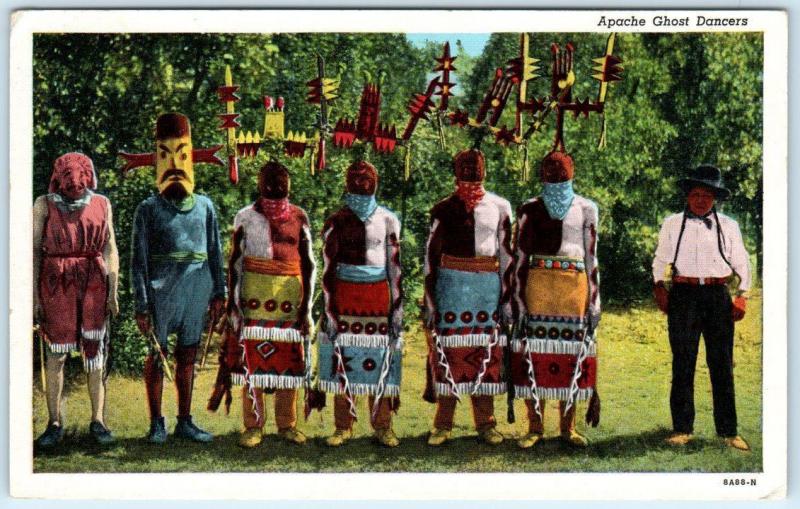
[583,201,601,326]
[497,201,515,326]
[512,207,530,324]
[226,222,245,327]
[321,218,340,334]
[423,215,443,329]
[298,212,316,333]
[32,196,48,319]
[102,198,120,316]
[385,213,403,338]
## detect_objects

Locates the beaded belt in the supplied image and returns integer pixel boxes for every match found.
[529,255,585,271]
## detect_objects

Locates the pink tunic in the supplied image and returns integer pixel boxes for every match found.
[38,194,109,364]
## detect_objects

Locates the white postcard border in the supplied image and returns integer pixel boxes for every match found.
[8,9,788,500]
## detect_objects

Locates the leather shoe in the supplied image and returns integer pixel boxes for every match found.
[174,416,213,443]
[147,417,168,444]
[665,432,693,446]
[89,421,115,445]
[724,435,751,452]
[36,423,64,449]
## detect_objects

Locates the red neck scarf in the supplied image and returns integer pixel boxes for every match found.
[455,181,486,212]
[256,197,291,223]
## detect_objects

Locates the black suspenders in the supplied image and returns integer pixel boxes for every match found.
[671,207,734,278]
[671,211,688,277]
[712,208,734,270]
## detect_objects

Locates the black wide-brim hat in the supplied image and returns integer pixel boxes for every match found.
[677,164,730,200]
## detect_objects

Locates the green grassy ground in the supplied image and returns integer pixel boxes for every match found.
[33,294,763,473]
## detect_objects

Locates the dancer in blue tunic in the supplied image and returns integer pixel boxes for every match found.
[130,113,226,444]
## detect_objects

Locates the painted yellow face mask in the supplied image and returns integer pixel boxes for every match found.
[119,112,224,191]
[155,135,194,195]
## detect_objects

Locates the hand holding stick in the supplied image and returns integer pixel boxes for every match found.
[200,317,217,369]
[200,298,225,368]
[147,330,174,382]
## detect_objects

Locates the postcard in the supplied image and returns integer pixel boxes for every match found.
[9,9,787,500]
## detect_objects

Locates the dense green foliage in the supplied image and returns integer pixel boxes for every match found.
[32,33,763,374]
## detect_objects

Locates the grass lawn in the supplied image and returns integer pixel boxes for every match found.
[32,293,763,473]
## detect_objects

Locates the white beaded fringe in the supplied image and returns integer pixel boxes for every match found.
[514,385,593,401]
[231,373,305,389]
[242,326,304,342]
[318,380,400,396]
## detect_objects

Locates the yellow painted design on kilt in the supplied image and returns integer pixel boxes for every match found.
[525,267,588,318]
[241,270,303,321]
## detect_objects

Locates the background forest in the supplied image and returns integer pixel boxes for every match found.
[32,32,763,374]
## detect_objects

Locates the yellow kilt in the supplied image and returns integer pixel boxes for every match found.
[524,258,588,318]
[240,257,303,322]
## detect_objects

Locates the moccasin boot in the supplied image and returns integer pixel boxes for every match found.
[427,428,451,446]
[479,427,504,446]
[326,429,352,447]
[375,428,400,448]
[238,428,263,448]
[560,430,588,448]
[517,432,544,449]
[278,427,307,445]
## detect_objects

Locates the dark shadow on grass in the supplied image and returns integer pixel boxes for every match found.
[34,425,735,473]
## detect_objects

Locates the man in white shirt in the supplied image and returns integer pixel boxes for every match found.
[652,165,751,451]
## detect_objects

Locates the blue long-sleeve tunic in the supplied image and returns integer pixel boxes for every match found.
[131,194,226,347]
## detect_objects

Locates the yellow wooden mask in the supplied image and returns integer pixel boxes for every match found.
[119,112,224,189]
[155,135,194,194]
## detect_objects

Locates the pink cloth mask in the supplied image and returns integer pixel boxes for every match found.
[49,152,97,199]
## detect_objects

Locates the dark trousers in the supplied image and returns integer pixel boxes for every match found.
[668,283,737,437]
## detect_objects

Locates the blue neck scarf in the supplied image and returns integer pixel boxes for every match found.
[542,180,575,220]
[345,193,378,222]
